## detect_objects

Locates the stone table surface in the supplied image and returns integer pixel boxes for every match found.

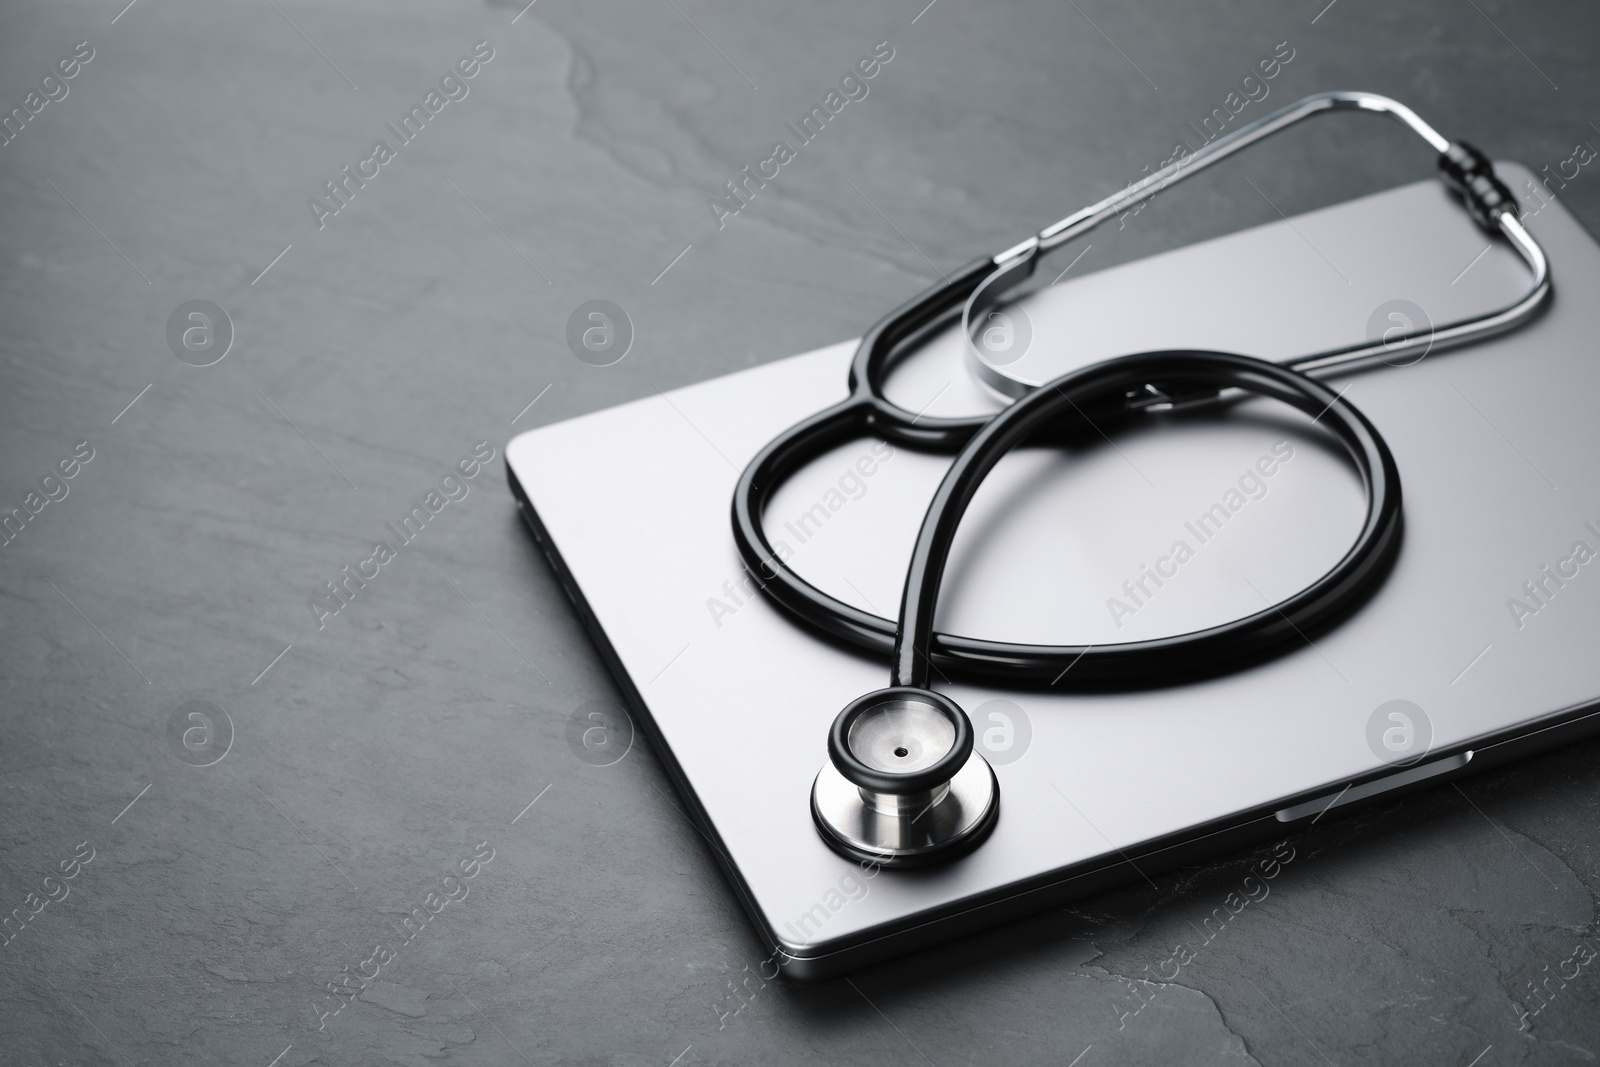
[2,0,1599,1064]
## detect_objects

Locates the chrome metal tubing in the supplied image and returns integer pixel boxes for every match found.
[963,91,1552,399]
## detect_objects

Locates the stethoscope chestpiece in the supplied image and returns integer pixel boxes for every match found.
[811,687,999,868]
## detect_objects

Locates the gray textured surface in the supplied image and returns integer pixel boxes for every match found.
[1,0,1598,1064]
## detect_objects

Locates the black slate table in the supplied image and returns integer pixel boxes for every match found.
[3,0,1599,1063]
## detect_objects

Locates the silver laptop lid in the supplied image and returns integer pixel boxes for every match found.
[508,164,1599,966]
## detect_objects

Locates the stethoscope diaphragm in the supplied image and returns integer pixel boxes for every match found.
[811,687,998,867]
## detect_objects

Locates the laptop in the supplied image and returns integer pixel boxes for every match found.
[506,163,1600,977]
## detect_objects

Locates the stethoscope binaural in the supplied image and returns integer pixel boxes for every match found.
[730,92,1552,868]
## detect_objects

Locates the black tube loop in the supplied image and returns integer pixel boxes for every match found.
[890,350,1401,688]
[731,268,1403,689]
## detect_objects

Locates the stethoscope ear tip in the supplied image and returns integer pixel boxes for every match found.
[812,688,999,868]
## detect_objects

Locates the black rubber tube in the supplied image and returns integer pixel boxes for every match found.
[889,350,1401,688]
[730,279,1402,688]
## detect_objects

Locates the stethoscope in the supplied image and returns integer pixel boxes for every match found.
[730,92,1552,868]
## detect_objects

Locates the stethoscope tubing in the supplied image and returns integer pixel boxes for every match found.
[890,350,1402,688]
[729,90,1551,689]
[731,346,1403,687]
[965,91,1551,399]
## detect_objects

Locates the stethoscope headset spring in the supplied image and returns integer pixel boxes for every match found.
[729,92,1551,867]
